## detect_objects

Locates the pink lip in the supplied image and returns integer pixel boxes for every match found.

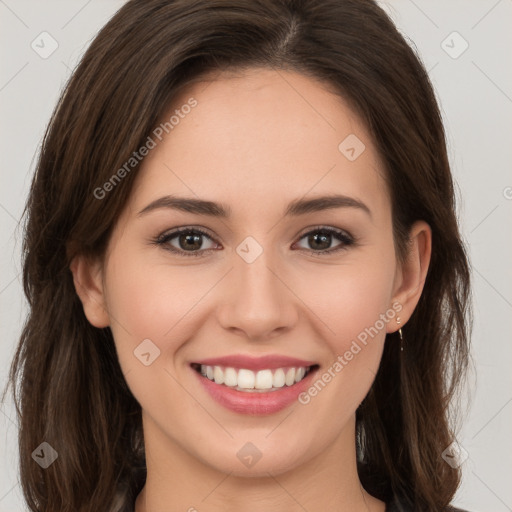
[192,354,317,371]
[191,364,319,415]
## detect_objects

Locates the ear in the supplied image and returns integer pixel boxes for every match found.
[69,254,110,328]
[387,220,432,333]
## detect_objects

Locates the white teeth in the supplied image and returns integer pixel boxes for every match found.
[272,368,286,388]
[255,369,273,390]
[237,369,255,389]
[224,367,238,387]
[198,364,311,391]
[213,366,224,385]
[285,368,296,386]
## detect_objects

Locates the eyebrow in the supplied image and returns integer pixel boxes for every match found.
[137,193,372,219]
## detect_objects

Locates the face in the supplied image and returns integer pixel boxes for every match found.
[74,68,429,478]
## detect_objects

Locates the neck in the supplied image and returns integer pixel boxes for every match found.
[135,412,385,512]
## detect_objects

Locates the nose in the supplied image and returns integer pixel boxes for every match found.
[216,249,299,341]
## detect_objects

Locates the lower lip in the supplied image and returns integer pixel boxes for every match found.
[192,366,319,415]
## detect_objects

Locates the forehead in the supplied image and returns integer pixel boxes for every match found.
[127,68,389,222]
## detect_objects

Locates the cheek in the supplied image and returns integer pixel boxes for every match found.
[297,255,396,347]
[103,247,212,368]
[103,249,213,415]
[295,265,393,435]
[292,241,396,409]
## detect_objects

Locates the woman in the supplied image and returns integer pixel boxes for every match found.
[3,0,473,511]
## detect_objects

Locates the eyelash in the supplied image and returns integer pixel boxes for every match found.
[151,225,356,258]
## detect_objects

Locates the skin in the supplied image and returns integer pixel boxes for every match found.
[71,68,431,512]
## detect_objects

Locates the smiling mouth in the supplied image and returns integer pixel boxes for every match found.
[191,363,319,393]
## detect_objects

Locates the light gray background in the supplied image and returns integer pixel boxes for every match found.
[1,1,511,511]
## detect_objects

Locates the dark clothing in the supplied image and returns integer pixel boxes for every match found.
[120,495,471,511]
[386,496,470,511]
[116,467,472,512]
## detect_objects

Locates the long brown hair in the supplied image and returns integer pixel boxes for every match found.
[2,0,472,510]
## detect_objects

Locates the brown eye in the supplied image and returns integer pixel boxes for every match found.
[155,227,219,257]
[294,226,354,256]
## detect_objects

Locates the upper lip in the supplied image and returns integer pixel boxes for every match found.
[192,354,318,371]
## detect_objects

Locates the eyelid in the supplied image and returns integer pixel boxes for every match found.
[155,225,216,242]
[295,224,349,239]
[154,225,219,257]
[292,225,355,254]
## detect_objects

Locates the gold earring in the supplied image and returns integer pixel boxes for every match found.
[396,317,403,352]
